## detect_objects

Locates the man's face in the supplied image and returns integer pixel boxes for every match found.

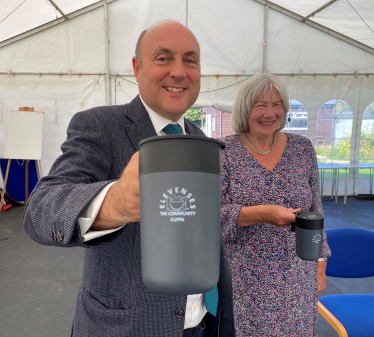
[132,21,201,122]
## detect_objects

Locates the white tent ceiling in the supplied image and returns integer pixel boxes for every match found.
[1,0,373,49]
[0,0,373,195]
[271,0,374,49]
[0,0,99,42]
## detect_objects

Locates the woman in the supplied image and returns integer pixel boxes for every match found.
[220,73,331,337]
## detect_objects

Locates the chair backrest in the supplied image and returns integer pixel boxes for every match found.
[325,228,374,278]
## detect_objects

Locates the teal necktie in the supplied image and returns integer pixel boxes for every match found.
[163,122,218,316]
[205,285,218,316]
[162,124,183,134]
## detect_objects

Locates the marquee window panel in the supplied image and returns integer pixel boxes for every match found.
[315,99,353,164]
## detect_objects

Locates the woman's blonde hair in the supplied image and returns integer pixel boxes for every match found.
[231,73,289,134]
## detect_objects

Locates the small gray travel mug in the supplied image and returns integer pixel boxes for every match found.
[139,135,225,295]
[290,211,324,261]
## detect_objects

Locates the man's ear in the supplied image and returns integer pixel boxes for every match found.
[132,57,140,82]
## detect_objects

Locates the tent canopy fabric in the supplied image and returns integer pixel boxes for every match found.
[0,0,373,195]
[1,0,373,49]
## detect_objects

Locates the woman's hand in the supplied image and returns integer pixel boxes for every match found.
[238,205,301,227]
[262,205,302,228]
[317,261,327,296]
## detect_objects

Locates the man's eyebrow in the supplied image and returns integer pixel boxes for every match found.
[184,50,199,58]
[151,48,200,59]
[151,47,173,56]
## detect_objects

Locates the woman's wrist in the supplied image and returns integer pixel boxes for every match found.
[237,205,264,227]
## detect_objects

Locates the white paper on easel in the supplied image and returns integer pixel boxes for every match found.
[4,110,44,160]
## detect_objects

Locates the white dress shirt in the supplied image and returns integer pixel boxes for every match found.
[78,96,207,329]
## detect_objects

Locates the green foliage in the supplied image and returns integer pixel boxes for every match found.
[334,137,351,159]
[316,131,374,163]
[359,131,374,160]
[315,147,332,162]
[184,109,201,122]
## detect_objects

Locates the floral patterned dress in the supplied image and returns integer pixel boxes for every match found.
[220,133,331,337]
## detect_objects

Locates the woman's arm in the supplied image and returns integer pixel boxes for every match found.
[307,141,331,258]
[306,140,330,296]
[221,148,300,241]
[220,151,243,241]
[238,205,300,227]
[317,261,327,295]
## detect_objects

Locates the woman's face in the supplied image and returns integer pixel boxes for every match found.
[247,87,284,139]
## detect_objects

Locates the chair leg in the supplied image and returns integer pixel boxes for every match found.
[318,300,348,337]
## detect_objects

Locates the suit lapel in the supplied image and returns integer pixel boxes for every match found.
[125,96,157,151]
[185,120,204,136]
[184,121,194,135]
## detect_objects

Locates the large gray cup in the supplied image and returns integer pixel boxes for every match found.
[139,135,225,295]
[291,211,324,261]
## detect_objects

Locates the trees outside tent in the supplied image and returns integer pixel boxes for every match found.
[359,102,374,177]
[315,99,353,164]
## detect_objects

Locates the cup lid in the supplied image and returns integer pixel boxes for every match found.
[295,211,324,230]
[296,211,323,220]
[139,134,226,149]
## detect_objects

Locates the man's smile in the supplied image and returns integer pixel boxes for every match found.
[164,86,186,92]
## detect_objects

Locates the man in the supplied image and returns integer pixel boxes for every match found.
[23,20,235,337]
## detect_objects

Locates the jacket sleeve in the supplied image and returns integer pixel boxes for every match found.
[23,111,123,248]
[307,140,331,258]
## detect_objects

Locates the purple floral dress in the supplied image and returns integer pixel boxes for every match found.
[220,133,331,337]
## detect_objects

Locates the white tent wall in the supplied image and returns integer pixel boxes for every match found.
[0,75,106,173]
[0,0,373,196]
[188,0,264,75]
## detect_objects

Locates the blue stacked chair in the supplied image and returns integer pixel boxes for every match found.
[318,228,374,337]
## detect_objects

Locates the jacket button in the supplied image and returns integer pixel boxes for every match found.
[175,310,185,318]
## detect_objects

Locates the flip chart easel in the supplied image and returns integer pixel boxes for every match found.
[0,107,44,208]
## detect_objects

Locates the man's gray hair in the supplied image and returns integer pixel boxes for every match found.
[135,20,175,67]
[231,73,289,134]
[135,29,148,67]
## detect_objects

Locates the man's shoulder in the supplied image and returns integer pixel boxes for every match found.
[72,95,145,124]
[82,104,125,118]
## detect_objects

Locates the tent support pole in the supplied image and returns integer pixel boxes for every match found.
[48,0,68,20]
[252,0,374,55]
[352,77,363,196]
[0,0,116,49]
[263,4,268,73]
[104,2,111,106]
[186,0,189,27]
[304,0,337,21]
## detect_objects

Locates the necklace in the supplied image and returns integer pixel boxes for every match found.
[243,132,276,155]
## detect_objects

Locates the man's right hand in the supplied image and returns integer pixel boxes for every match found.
[91,152,140,231]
